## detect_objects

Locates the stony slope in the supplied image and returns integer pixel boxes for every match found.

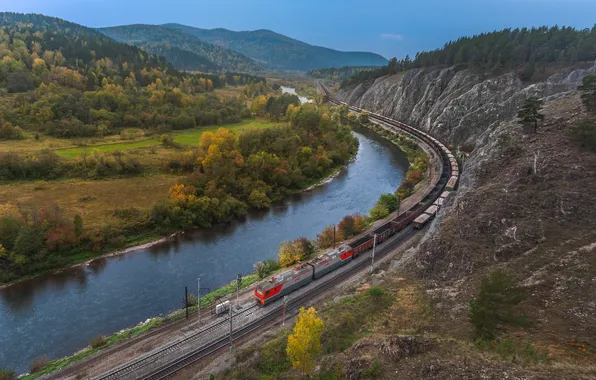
[336,66,596,145]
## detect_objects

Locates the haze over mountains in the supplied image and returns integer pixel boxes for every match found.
[98,23,388,72]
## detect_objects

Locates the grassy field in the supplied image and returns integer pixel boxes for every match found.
[47,120,282,159]
[54,140,160,159]
[172,120,279,146]
[0,175,180,229]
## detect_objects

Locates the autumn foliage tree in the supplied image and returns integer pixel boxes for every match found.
[337,214,366,238]
[287,307,325,377]
[278,238,314,267]
[316,225,340,249]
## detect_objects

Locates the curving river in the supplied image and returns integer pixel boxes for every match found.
[0,127,408,373]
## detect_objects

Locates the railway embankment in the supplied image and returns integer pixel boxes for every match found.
[221,82,596,378]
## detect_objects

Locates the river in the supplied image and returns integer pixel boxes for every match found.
[280,86,310,104]
[0,127,408,373]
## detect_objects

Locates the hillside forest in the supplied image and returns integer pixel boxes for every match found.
[340,25,596,88]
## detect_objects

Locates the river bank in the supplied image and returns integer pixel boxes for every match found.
[22,119,435,380]
[0,128,408,374]
[0,164,348,291]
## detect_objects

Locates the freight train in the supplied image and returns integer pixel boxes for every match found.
[254,100,459,305]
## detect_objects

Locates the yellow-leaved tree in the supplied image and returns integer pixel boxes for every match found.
[286,307,325,377]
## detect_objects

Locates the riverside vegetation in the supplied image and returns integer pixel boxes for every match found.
[0,12,361,284]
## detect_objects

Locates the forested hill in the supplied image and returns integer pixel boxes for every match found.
[341,25,596,88]
[98,24,263,73]
[162,23,388,70]
[0,12,265,139]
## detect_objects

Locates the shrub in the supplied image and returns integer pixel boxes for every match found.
[368,287,384,297]
[338,214,366,238]
[160,134,177,148]
[254,259,280,279]
[571,117,596,152]
[278,240,305,267]
[317,225,341,249]
[469,270,529,340]
[91,335,107,349]
[369,203,389,221]
[0,369,16,380]
[30,355,49,373]
[0,122,23,140]
[108,235,126,248]
[184,292,197,307]
[33,181,49,191]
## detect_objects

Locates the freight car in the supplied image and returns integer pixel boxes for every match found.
[255,97,460,306]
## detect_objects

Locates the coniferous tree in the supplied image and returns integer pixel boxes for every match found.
[517,96,545,133]
[578,74,596,113]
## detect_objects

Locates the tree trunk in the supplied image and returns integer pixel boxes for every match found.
[534,118,538,133]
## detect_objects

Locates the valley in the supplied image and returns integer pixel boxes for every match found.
[1,4,596,380]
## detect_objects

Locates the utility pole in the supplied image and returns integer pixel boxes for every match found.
[396,195,401,215]
[282,295,288,327]
[333,225,336,249]
[236,273,242,306]
[371,234,377,273]
[229,304,233,352]
[197,277,201,327]
[185,286,189,321]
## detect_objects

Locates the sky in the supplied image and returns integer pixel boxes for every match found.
[2,0,596,59]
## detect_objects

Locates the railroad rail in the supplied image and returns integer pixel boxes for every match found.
[92,87,458,380]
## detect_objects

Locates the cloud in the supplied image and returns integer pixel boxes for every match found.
[380,33,404,41]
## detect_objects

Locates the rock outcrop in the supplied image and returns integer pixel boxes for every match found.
[336,65,596,145]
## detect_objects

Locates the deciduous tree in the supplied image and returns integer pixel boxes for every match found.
[287,307,325,377]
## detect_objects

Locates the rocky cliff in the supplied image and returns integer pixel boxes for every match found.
[336,66,596,145]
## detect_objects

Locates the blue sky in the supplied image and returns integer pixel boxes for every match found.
[3,0,596,59]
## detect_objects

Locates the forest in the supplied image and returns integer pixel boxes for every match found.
[0,13,266,141]
[307,66,375,82]
[341,25,596,88]
[98,24,263,73]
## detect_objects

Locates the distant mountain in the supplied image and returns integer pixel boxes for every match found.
[163,23,388,71]
[98,24,263,72]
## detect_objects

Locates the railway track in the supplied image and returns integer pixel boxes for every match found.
[93,88,452,379]
[94,304,259,380]
[142,227,417,380]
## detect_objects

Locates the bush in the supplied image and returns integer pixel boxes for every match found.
[369,203,389,221]
[278,240,304,267]
[33,181,49,191]
[254,259,280,279]
[0,122,23,140]
[571,117,596,152]
[317,225,340,249]
[30,355,49,373]
[108,235,126,248]
[368,287,384,297]
[0,369,16,380]
[469,270,529,340]
[338,214,366,238]
[160,134,177,148]
[184,292,197,307]
[91,335,107,349]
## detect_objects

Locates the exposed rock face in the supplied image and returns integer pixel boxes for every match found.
[336,66,596,145]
